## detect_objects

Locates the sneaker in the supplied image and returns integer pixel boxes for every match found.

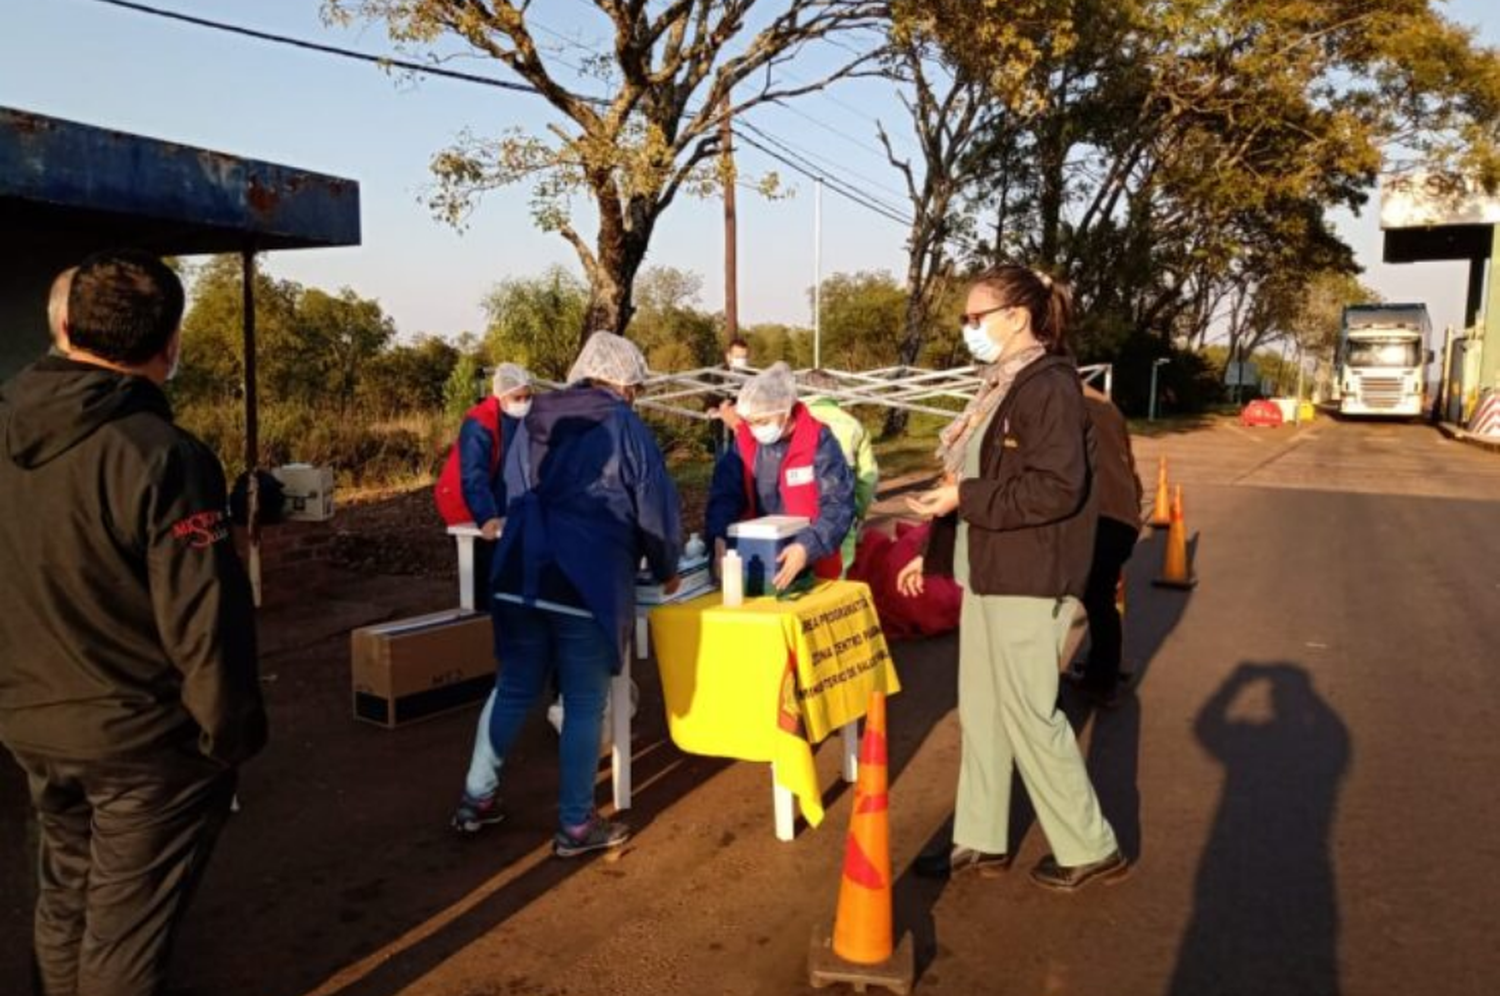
[1028,849,1130,892]
[553,815,631,858]
[450,792,505,834]
[913,843,1010,879]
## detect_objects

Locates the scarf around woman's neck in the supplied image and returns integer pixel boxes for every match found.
[935,344,1047,478]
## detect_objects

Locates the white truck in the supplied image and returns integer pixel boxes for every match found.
[1335,304,1433,418]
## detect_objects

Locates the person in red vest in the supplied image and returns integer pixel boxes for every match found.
[705,362,855,591]
[434,363,532,609]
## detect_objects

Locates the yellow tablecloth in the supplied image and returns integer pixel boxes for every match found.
[650,580,901,827]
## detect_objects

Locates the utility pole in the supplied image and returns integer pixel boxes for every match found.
[721,105,738,343]
[814,176,823,369]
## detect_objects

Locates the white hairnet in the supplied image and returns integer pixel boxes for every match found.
[567,330,650,387]
[737,361,798,418]
[491,362,531,398]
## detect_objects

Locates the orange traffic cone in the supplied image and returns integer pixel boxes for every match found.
[808,692,914,994]
[1149,456,1171,528]
[1152,484,1196,589]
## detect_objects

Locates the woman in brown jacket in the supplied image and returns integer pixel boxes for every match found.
[898,265,1127,891]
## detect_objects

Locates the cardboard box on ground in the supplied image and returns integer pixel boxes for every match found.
[350,610,495,728]
[272,464,335,522]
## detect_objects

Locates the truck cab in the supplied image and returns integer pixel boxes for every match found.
[1336,304,1433,418]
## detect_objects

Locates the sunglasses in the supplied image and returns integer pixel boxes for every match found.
[962,304,1014,326]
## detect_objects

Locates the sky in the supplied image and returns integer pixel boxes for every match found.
[2,0,1497,344]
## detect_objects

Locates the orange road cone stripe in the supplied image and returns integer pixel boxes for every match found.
[859,728,887,766]
[856,792,889,815]
[841,835,886,891]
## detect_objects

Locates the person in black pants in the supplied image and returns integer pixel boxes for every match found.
[0,251,266,996]
[1080,383,1143,708]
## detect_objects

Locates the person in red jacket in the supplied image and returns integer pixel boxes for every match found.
[434,363,532,607]
[705,362,855,591]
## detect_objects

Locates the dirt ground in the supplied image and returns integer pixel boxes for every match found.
[4,417,1499,996]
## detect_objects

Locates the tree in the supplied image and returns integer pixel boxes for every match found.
[481,266,589,380]
[630,266,721,372]
[176,255,303,405]
[898,0,1500,357]
[298,287,397,409]
[816,270,907,371]
[359,334,460,411]
[443,352,484,425]
[326,0,887,342]
[177,256,400,410]
[743,321,814,368]
[877,29,993,435]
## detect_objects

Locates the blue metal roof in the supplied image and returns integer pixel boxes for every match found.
[0,106,360,252]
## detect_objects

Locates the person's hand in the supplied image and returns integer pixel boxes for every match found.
[896,556,925,597]
[906,484,959,519]
[663,574,682,596]
[718,400,742,430]
[480,517,503,541]
[773,542,809,591]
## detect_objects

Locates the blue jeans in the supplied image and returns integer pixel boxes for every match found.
[468,601,615,829]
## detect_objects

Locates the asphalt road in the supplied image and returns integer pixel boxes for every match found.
[3,416,1497,996]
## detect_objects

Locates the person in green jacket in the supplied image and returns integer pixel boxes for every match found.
[799,369,879,575]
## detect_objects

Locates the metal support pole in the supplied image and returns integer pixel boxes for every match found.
[813,176,823,370]
[1293,342,1305,425]
[241,247,262,608]
[1149,358,1166,422]
[721,106,738,343]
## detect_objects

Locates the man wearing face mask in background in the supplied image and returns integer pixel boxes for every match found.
[706,362,856,591]
[706,336,752,454]
[0,249,266,995]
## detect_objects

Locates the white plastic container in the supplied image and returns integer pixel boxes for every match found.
[721,549,744,607]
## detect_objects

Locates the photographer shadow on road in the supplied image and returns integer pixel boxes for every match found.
[1168,661,1349,996]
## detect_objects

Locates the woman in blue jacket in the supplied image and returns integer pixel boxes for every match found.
[450,332,681,858]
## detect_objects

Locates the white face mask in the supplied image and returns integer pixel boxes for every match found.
[750,420,785,446]
[963,318,1002,363]
[728,356,749,370]
[502,399,532,419]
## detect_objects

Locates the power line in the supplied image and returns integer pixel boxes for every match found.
[86,0,988,251]
[737,122,912,224]
[82,0,598,100]
[751,105,914,205]
[732,126,912,229]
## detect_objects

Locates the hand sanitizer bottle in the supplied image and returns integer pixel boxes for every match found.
[721,549,743,607]
[684,532,706,560]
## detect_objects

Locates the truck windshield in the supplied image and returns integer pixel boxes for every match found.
[1346,339,1421,368]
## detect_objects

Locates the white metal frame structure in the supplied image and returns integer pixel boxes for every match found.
[553,362,1114,423]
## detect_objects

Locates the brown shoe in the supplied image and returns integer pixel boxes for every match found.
[1028,849,1130,892]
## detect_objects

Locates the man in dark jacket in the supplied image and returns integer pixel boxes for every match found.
[1079,383,1144,708]
[0,249,266,996]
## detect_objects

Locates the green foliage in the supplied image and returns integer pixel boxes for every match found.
[896,0,1500,362]
[175,256,395,410]
[743,322,814,368]
[443,354,484,426]
[482,266,588,381]
[817,271,907,370]
[629,266,722,372]
[177,400,450,488]
[358,335,460,411]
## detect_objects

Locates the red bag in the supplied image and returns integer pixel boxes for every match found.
[848,521,962,640]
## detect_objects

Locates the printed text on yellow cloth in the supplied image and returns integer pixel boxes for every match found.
[649,580,901,827]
